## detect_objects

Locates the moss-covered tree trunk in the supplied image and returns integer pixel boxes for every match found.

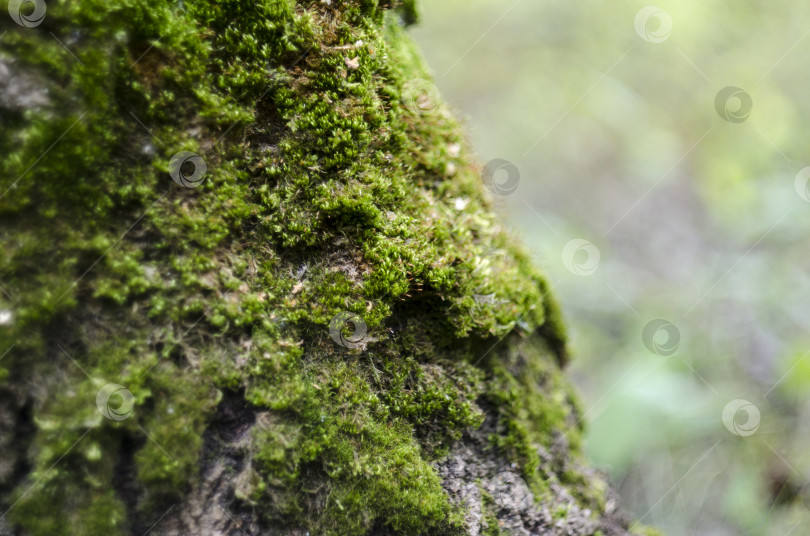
[0,1,654,535]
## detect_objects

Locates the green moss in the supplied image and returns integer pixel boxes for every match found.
[554,504,570,519]
[479,490,506,536]
[0,0,596,535]
[247,357,470,535]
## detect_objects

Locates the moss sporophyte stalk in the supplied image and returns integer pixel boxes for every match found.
[0,1,656,535]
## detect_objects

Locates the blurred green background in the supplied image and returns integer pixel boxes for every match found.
[412,1,810,535]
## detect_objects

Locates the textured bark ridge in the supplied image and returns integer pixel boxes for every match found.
[0,1,656,535]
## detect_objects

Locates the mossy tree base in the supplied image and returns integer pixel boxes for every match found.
[0,1,656,535]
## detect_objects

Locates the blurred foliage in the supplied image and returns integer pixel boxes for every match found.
[412,1,810,535]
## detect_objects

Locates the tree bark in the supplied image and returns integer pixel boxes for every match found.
[0,1,654,535]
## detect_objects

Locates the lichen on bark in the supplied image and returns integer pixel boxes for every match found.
[0,1,657,535]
